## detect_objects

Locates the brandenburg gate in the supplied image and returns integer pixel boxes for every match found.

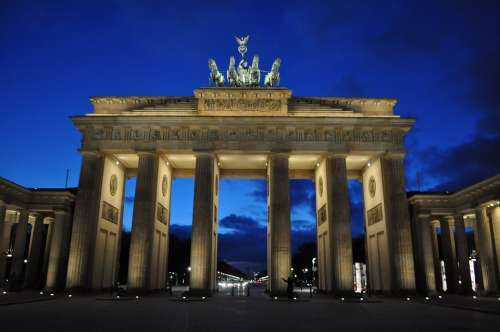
[65,87,415,295]
[65,38,416,296]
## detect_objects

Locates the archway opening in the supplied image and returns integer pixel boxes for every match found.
[349,179,366,293]
[167,178,194,288]
[217,178,267,295]
[290,179,316,293]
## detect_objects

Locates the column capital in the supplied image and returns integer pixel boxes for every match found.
[192,150,216,158]
[268,149,291,156]
[53,209,69,217]
[80,150,103,157]
[416,212,431,219]
[383,151,406,160]
[325,152,348,159]
[136,150,157,157]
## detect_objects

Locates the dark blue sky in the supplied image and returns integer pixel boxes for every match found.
[1,1,499,272]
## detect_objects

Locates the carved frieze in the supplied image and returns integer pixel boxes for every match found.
[156,202,168,225]
[318,204,327,226]
[367,203,383,226]
[85,125,404,145]
[102,201,119,224]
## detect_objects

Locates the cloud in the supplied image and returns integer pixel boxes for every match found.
[219,214,262,233]
[420,135,500,192]
[171,213,317,272]
[416,41,500,191]
[290,179,315,217]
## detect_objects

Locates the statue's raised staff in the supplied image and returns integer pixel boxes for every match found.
[264,58,281,87]
[208,58,225,87]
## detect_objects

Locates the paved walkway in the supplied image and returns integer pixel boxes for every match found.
[0,289,499,331]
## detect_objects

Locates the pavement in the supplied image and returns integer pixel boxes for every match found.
[0,287,499,331]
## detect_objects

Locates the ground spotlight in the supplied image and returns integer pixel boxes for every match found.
[273,296,278,300]
[68,294,72,298]
[50,293,54,297]
[341,297,345,301]
[135,295,139,300]
[116,295,120,299]
[2,291,7,295]
[39,291,44,295]
[182,296,187,300]
[360,297,364,301]
[438,295,442,299]
[406,297,410,301]
[425,297,429,300]
[202,296,206,300]
[473,295,477,299]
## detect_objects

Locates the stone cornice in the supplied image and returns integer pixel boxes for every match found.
[87,89,400,117]
[0,177,76,212]
[408,174,500,214]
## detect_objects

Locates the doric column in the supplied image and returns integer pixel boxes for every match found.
[46,211,73,290]
[0,201,7,281]
[10,209,30,286]
[128,152,159,291]
[440,217,458,293]
[475,207,498,294]
[413,214,436,294]
[24,213,45,288]
[471,219,484,291]
[454,214,473,294]
[491,206,500,284]
[41,218,55,287]
[380,153,415,293]
[66,152,104,289]
[267,153,291,295]
[189,153,219,295]
[430,221,443,292]
[128,153,172,292]
[328,155,353,293]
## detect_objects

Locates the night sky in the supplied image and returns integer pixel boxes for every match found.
[1,1,499,272]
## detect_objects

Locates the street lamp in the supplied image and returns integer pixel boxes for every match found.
[3,247,14,258]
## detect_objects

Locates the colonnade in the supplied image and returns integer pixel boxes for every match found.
[0,201,73,291]
[64,150,416,296]
[412,203,500,295]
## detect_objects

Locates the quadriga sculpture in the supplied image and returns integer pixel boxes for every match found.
[264,58,281,87]
[208,58,225,87]
[249,55,260,87]
[227,56,238,87]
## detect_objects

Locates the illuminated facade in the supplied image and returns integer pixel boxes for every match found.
[408,175,500,295]
[2,86,498,296]
[64,87,416,295]
[0,178,75,290]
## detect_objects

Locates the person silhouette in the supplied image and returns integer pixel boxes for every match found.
[282,276,295,299]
